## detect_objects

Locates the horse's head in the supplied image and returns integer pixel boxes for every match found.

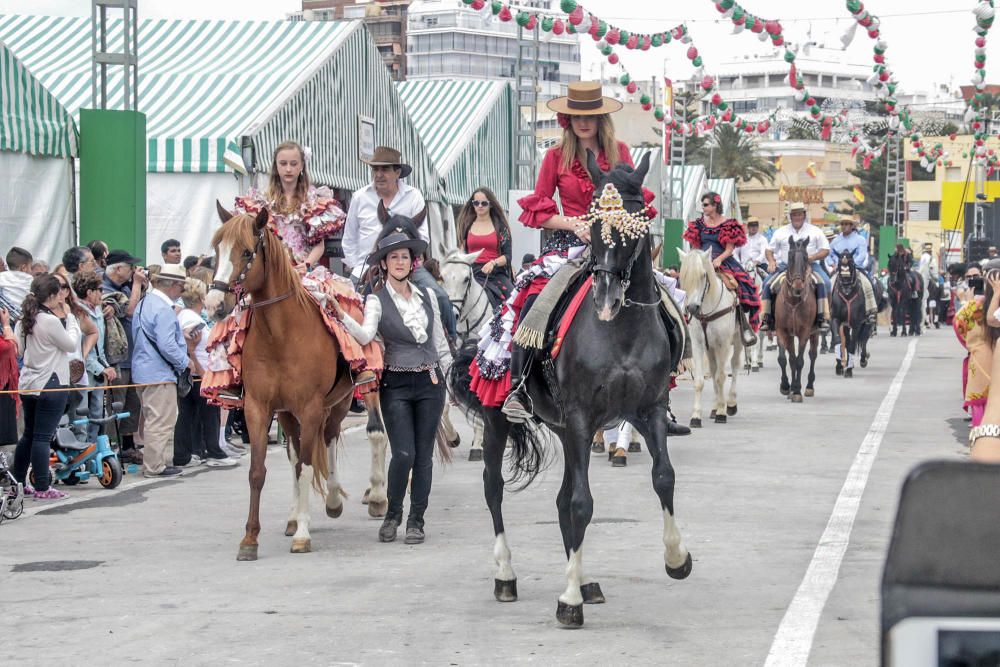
[440,248,485,325]
[677,247,717,318]
[585,150,652,321]
[205,201,271,320]
[786,238,812,297]
[887,251,909,286]
[838,252,857,283]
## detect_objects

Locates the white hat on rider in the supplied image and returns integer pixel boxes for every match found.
[788,202,807,214]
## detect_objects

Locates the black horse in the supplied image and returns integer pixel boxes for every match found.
[450,151,691,628]
[830,253,872,377]
[887,250,924,337]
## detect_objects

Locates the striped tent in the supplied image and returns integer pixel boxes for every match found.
[0,41,76,158]
[629,147,707,224]
[0,16,442,200]
[397,79,515,206]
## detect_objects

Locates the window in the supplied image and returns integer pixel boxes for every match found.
[908,160,936,181]
[929,201,941,220]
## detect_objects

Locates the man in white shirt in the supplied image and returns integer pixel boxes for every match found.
[760,202,831,331]
[342,146,456,341]
[917,242,940,327]
[734,216,768,269]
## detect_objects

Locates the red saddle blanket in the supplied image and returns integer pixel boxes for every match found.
[550,276,594,360]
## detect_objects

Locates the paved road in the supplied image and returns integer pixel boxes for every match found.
[1,328,965,665]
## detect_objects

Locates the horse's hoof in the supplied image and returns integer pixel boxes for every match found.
[368,499,388,518]
[714,414,727,424]
[290,538,312,553]
[779,387,790,396]
[447,434,461,449]
[751,366,760,373]
[666,552,693,580]
[556,601,584,628]
[611,453,627,467]
[361,488,370,505]
[709,409,717,419]
[726,405,737,416]
[284,520,297,537]
[835,365,843,376]
[689,418,702,428]
[860,358,868,368]
[237,545,258,561]
[628,442,641,453]
[591,441,605,454]
[494,578,518,602]
[890,331,897,338]
[844,369,853,379]
[804,388,815,397]
[326,502,344,519]
[791,394,803,403]
[581,582,606,604]
[468,448,483,462]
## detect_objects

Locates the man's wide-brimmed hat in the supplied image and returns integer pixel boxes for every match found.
[153,264,187,283]
[788,202,808,213]
[369,227,427,264]
[746,216,760,226]
[546,81,623,116]
[364,146,412,179]
[839,215,858,225]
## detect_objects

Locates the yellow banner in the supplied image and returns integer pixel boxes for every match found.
[779,186,825,204]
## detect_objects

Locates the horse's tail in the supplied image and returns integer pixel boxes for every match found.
[310,431,330,498]
[448,339,549,490]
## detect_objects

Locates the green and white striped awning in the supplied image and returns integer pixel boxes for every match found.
[0,41,76,158]
[629,147,707,223]
[397,79,515,206]
[0,15,354,173]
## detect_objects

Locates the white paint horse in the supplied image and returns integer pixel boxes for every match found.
[743,258,766,372]
[678,248,742,427]
[438,249,490,459]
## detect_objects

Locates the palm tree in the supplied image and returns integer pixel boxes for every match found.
[693,124,777,184]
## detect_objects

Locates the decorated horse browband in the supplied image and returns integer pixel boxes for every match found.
[573,183,652,248]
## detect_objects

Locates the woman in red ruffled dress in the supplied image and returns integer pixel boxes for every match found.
[202,141,382,407]
[682,191,760,346]
[469,82,654,420]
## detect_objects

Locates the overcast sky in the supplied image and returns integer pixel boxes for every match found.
[3,0,992,98]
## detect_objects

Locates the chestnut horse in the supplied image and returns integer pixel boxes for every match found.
[774,239,819,402]
[206,205,387,560]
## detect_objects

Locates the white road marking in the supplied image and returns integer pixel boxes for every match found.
[764,338,918,667]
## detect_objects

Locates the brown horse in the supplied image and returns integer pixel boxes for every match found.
[774,238,819,402]
[206,205,386,560]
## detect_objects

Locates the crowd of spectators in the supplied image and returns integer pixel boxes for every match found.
[1,238,247,499]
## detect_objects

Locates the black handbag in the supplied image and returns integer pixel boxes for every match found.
[137,300,194,398]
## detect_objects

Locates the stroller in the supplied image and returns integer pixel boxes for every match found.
[0,449,24,523]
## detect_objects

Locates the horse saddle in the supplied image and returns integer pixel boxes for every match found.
[771,271,822,295]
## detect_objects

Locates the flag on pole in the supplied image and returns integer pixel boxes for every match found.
[778,184,786,199]
[852,185,866,203]
[774,156,783,172]
[805,162,818,179]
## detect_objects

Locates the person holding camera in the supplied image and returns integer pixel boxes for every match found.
[954,260,1000,427]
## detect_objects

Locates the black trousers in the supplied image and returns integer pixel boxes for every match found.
[13,373,68,491]
[381,369,446,527]
[174,380,225,464]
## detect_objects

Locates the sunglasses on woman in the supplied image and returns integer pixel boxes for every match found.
[472,201,490,208]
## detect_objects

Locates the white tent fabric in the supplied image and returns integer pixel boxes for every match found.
[0,151,73,264]
[145,173,240,262]
[707,177,741,221]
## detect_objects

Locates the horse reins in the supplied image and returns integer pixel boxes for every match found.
[444,257,490,336]
[212,225,295,309]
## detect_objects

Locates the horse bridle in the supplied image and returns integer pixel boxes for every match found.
[443,257,490,335]
[586,194,658,308]
[211,225,293,309]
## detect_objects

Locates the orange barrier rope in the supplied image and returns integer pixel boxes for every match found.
[0,378,202,395]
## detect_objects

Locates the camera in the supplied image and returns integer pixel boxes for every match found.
[969,275,985,295]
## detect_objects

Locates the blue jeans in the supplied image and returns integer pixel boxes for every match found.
[80,372,105,443]
[13,373,69,491]
[410,266,457,341]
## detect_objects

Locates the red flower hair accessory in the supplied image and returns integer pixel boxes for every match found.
[713,194,721,203]
[557,113,571,129]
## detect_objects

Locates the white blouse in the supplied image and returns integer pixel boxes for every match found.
[339,281,452,370]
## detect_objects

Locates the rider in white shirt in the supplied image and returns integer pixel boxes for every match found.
[734,216,768,269]
[917,242,940,327]
[760,202,831,332]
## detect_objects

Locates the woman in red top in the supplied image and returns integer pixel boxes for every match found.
[469,82,654,418]
[456,186,514,310]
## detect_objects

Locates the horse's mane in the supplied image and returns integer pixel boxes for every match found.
[212,212,311,308]
[680,248,720,304]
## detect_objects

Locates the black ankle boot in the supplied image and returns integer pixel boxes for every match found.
[501,345,533,423]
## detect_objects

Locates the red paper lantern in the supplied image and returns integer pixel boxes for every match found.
[498,5,512,21]
[525,14,536,29]
[702,75,715,90]
[867,28,879,39]
[687,46,698,60]
[470,0,485,9]
[765,20,781,35]
[711,93,723,105]
[552,18,565,34]
[626,81,638,94]
[568,6,584,24]
[949,133,958,140]
[606,28,620,45]
[608,53,619,64]
[640,36,651,51]
[626,34,639,49]
[977,37,987,48]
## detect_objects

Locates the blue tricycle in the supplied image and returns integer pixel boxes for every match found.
[31,403,131,490]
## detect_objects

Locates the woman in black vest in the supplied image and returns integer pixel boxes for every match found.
[335,216,451,544]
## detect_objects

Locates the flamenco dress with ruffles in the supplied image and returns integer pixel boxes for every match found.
[683,218,761,332]
[954,296,990,426]
[201,187,383,407]
[469,142,655,407]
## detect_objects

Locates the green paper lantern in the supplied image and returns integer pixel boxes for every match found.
[847,0,862,12]
[693,56,703,67]
[541,16,554,31]
[784,50,796,63]
[733,6,745,21]
[597,21,608,38]
[619,73,631,85]
[810,104,821,114]
[619,30,630,44]
[601,45,613,56]
[560,0,577,13]
[717,101,729,111]
[491,1,502,14]
[663,31,672,44]
[515,11,530,27]
[567,23,576,33]
[721,0,735,8]
[654,106,665,121]
[651,34,662,47]
[640,93,651,105]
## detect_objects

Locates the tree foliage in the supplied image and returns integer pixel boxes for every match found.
[691,124,777,184]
